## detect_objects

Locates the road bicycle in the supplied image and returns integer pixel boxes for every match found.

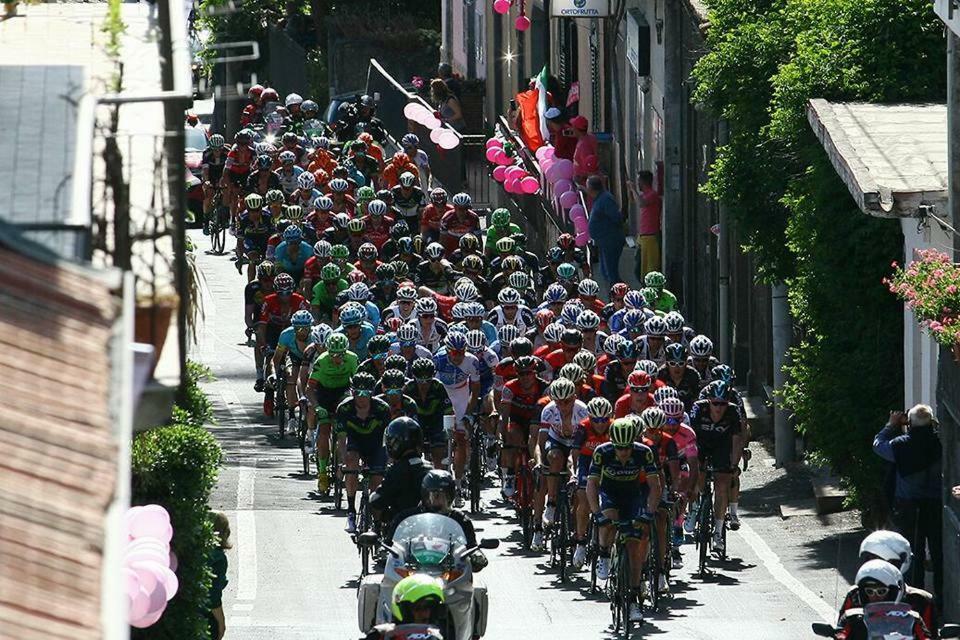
[503,442,536,550]
[296,398,310,475]
[695,466,726,576]
[343,466,381,583]
[206,187,229,254]
[468,415,484,514]
[544,469,573,582]
[606,519,643,638]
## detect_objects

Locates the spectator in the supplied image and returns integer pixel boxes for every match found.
[873,404,943,604]
[570,115,599,183]
[586,175,625,286]
[627,170,661,280]
[546,107,576,161]
[206,511,232,640]
[437,62,463,100]
[430,79,466,133]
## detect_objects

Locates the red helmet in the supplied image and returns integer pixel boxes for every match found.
[627,370,651,390]
[557,233,575,250]
[393,152,410,165]
[347,270,368,284]
[248,84,264,101]
[535,308,556,330]
[185,111,199,126]
[385,316,404,333]
[610,282,629,300]
[260,88,279,105]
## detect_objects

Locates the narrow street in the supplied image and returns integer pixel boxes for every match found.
[193,230,852,639]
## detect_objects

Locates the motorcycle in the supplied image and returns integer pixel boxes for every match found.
[812,602,960,640]
[357,513,498,640]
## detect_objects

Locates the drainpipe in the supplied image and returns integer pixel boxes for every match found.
[772,282,794,465]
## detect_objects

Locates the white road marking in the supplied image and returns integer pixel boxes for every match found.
[737,519,837,623]
[235,467,258,602]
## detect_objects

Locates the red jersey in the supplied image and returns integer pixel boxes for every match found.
[577,417,610,456]
[421,203,452,233]
[494,358,517,388]
[303,255,325,282]
[258,292,309,326]
[432,292,457,322]
[596,353,612,377]
[614,391,655,418]
[535,343,559,360]
[641,434,679,469]
[501,377,548,424]
[329,194,356,216]
[361,215,395,250]
[439,210,481,253]
[225,145,254,176]
[544,348,572,374]
[354,260,382,283]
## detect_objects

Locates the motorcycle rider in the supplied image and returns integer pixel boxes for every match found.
[832,560,931,640]
[369,417,433,529]
[363,574,446,640]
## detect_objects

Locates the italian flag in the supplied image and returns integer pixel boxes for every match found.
[516,65,550,151]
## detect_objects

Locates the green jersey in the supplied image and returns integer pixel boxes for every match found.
[309,350,359,388]
[485,223,522,252]
[312,278,348,313]
[652,289,678,314]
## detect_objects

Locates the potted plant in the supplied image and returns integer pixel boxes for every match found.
[886,248,960,362]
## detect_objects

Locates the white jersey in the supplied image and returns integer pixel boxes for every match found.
[388,342,433,361]
[539,400,590,447]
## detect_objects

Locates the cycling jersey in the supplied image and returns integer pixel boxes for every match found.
[656,365,702,411]
[433,348,480,424]
[309,350,360,389]
[201,148,226,182]
[277,326,317,363]
[420,204,451,238]
[361,216,395,251]
[613,390,655,418]
[403,378,451,430]
[415,319,448,354]
[236,211,274,240]
[600,360,633,402]
[649,289,678,313]
[335,396,392,468]
[665,421,698,460]
[539,400,590,448]
[486,305,534,332]
[376,392,418,421]
[439,210,480,253]
[244,169,282,196]
[575,419,611,457]
[225,145,254,176]
[416,260,458,293]
[500,377,548,425]
[392,185,425,215]
[244,280,271,319]
[688,355,721,388]
[274,241,313,277]
[689,399,742,471]
[484,223,521,253]
[388,342,434,361]
[608,307,654,335]
[472,347,500,397]
[589,441,658,486]
[636,335,670,364]
[277,166,305,196]
[291,187,321,212]
[258,292,309,326]
[311,278,348,314]
[335,322,376,360]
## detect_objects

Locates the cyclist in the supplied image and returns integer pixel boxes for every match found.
[245,261,275,391]
[687,335,720,388]
[555,233,591,279]
[498,355,548,499]
[638,407,681,594]
[335,372,392,534]
[377,369,418,421]
[221,129,255,217]
[439,193,480,255]
[235,193,275,280]
[420,188,451,246]
[257,273,309,365]
[311,263,348,322]
[688,382,743,553]
[290,172,321,213]
[614,370,655,418]
[657,343,701,411]
[200,133,228,227]
[405,358,452,468]
[433,332,481,506]
[484,208,521,259]
[487,287,534,333]
[358,334,391,378]
[587,418,661,624]
[392,172,425,228]
[660,395,698,562]
[371,263,399,307]
[274,225,313,283]
[601,339,639,401]
[307,333,359,493]
[335,303,376,360]
[269,309,316,435]
[400,133,432,190]
[571,396,613,570]
[643,271,678,313]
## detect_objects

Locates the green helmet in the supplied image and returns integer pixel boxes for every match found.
[331,244,350,260]
[609,418,637,447]
[356,186,376,203]
[321,263,341,282]
[644,271,666,288]
[265,189,285,204]
[326,333,349,354]
[391,574,444,623]
[491,207,511,228]
[556,262,577,280]
[348,218,365,233]
[640,287,659,306]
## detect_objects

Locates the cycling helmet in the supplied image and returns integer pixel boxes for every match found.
[556,263,577,281]
[297,172,316,190]
[549,377,577,401]
[699,380,727,402]
[391,260,410,278]
[464,302,485,318]
[544,283,569,304]
[396,285,418,302]
[256,261,276,280]
[430,188,448,205]
[623,290,646,310]
[659,396,685,419]
[451,303,468,322]
[543,322,565,344]
[381,368,407,392]
[285,310,310,329]
[640,407,667,431]
[259,87,279,104]
[331,214,350,231]
[511,232,527,247]
[310,323,332,345]
[356,186,376,203]
[635,359,659,377]
[264,189,285,205]
[445,332,468,351]
[459,233,480,252]
[644,271,666,288]
[425,242,445,260]
[397,323,419,344]
[284,93,304,108]
[616,339,638,360]
[339,305,364,326]
[209,133,225,148]
[274,273,295,294]
[855,559,904,604]
[347,282,371,302]
[560,304,582,327]
[326,332,349,354]
[416,297,438,315]
[498,288,522,306]
[535,309,556,330]
[247,84,264,101]
[587,396,614,420]
[285,205,304,221]
[376,263,396,282]
[454,280,480,302]
[560,328,583,348]
[397,237,415,255]
[465,330,488,351]
[350,372,377,396]
[689,335,714,358]
[546,246,564,264]
[245,193,264,209]
[610,282,629,300]
[367,334,391,358]
[628,370,652,391]
[301,99,319,117]
[314,136,330,150]
[652,386,680,405]
[384,416,422,459]
[347,270,367,285]
[514,355,540,373]
[282,225,303,242]
[282,132,299,147]
[664,343,686,364]
[461,254,484,272]
[609,418,637,447]
[557,233,576,251]
[576,310,601,331]
[330,244,351,261]
[401,133,420,148]
[603,333,625,356]
[347,218,365,234]
[491,208,512,228]
[357,243,378,262]
[235,129,253,144]
[367,199,388,217]
[711,364,734,383]
[451,192,472,207]
[558,363,585,384]
[398,172,416,188]
[329,178,349,193]
[497,324,521,345]
[320,263,341,282]
[279,150,296,165]
[644,316,667,336]
[664,311,685,334]
[640,287,659,307]
[510,337,534,358]
[507,271,529,291]
[577,279,600,298]
[376,189,394,203]
[572,350,597,374]
[411,358,437,380]
[859,531,912,574]
[310,240,331,259]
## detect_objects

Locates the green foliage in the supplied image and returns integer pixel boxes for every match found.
[693,0,944,503]
[102,0,126,91]
[131,361,222,639]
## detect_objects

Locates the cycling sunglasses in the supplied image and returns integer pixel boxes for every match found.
[710,400,728,407]
[354,389,373,397]
[419,313,436,319]
[667,360,685,367]
[384,388,402,395]
[862,585,889,598]
[629,385,649,392]
[590,416,610,423]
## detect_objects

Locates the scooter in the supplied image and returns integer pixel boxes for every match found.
[812,602,960,640]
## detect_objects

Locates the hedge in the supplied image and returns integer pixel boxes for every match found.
[131,362,222,639]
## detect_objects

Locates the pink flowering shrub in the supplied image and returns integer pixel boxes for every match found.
[885,248,960,346]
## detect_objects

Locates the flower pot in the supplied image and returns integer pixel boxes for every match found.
[135,304,174,377]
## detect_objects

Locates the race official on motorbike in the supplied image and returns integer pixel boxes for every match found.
[385,470,488,572]
[369,417,432,527]
[834,560,931,640]
[363,574,445,640]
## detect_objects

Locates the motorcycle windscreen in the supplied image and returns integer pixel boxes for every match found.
[862,602,917,637]
[392,513,468,566]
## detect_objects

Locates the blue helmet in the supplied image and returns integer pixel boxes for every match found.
[703,380,729,401]
[283,225,303,242]
[711,364,734,383]
[445,332,468,351]
[616,339,638,360]
[623,289,646,310]
[291,309,313,327]
[340,305,364,326]
[544,283,568,304]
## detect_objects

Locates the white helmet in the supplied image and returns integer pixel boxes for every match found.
[689,335,714,358]
[451,192,472,207]
[285,93,304,108]
[855,559,904,604]
[859,530,912,574]
[297,172,316,190]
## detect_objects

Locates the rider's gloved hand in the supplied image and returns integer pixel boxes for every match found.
[592,512,609,526]
[266,374,277,389]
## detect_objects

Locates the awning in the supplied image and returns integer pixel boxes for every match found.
[806,99,947,218]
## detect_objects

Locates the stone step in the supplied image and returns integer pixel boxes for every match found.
[811,476,849,514]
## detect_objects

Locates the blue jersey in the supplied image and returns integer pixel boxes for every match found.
[274,240,313,274]
[362,300,382,328]
[277,326,316,361]
[336,322,376,360]
[472,347,500,396]
[588,441,658,488]
[433,348,480,390]
[278,166,304,195]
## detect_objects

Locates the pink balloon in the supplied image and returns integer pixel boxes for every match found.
[403,103,421,120]
[128,537,170,554]
[438,131,460,150]
[545,163,565,184]
[553,179,574,194]
[515,15,531,30]
[539,158,555,175]
[486,147,501,163]
[495,150,512,166]
[430,128,445,144]
[129,505,171,541]
[485,138,503,149]
[492,165,507,182]
[555,158,575,181]
[131,606,165,629]
[535,144,553,162]
[505,165,524,180]
[575,231,590,247]
[569,204,587,224]
[493,0,510,14]
[125,547,170,566]
[146,580,168,614]
[505,178,520,194]
[542,147,556,162]
[520,176,540,194]
[559,190,579,209]
[129,587,152,621]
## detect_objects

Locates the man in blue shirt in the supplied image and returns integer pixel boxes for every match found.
[873,404,942,603]
[586,176,625,286]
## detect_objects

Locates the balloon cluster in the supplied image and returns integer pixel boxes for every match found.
[403,102,460,150]
[536,144,589,246]
[492,0,530,31]
[123,505,179,629]
[486,137,540,195]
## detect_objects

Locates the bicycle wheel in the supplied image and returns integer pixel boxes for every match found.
[607,545,620,631]
[557,493,570,582]
[469,428,482,514]
[618,544,633,638]
[297,407,309,476]
[358,490,370,578]
[275,374,288,438]
[697,492,712,575]
[647,520,661,612]
[588,521,598,594]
